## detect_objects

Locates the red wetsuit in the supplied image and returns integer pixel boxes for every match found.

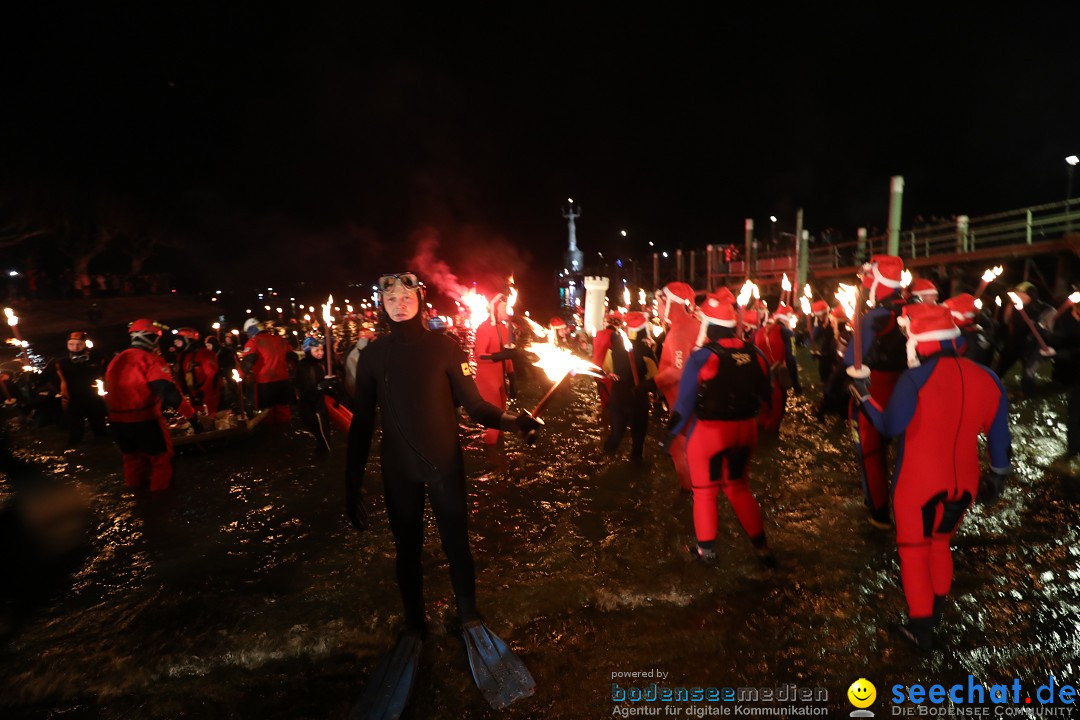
[472,321,514,445]
[654,308,701,490]
[241,331,293,423]
[105,347,195,491]
[179,347,220,415]
[752,323,801,432]
[670,338,771,548]
[860,348,1010,622]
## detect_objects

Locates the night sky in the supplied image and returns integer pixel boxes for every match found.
[2,4,1078,305]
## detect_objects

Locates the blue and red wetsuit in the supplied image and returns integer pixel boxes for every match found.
[858,343,1011,623]
[844,294,907,525]
[671,338,772,549]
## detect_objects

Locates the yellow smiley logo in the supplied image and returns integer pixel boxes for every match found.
[847,678,877,708]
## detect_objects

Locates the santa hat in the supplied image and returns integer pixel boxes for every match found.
[772,304,793,320]
[662,282,695,321]
[695,293,738,346]
[549,317,567,329]
[742,309,761,328]
[861,254,904,305]
[811,300,829,316]
[623,311,649,333]
[898,303,960,367]
[911,278,939,301]
[944,293,977,328]
[713,287,736,305]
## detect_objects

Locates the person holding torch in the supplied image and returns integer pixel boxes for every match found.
[666,292,775,568]
[843,254,908,529]
[849,303,1011,651]
[601,311,658,462]
[472,292,516,445]
[652,282,700,491]
[344,272,541,714]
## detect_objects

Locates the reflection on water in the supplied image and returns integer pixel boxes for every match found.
[1,357,1078,718]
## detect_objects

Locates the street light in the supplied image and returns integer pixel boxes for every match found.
[769,215,777,245]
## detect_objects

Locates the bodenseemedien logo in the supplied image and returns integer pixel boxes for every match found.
[848,678,877,717]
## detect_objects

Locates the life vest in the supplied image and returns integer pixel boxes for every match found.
[695,342,768,421]
[864,300,909,372]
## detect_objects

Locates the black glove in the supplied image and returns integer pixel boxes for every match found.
[848,377,871,404]
[977,469,1009,506]
[485,349,515,362]
[318,376,343,402]
[346,481,369,532]
[189,416,204,434]
[500,411,543,444]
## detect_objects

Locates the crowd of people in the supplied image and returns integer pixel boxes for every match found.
[2,259,1078,712]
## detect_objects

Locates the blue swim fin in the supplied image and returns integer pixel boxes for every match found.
[350,631,423,720]
[461,621,536,709]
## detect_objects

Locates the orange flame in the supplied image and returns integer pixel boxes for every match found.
[526,341,603,384]
[322,295,334,326]
[836,283,858,321]
[461,288,488,328]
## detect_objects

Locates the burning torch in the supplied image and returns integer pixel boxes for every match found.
[803,284,814,334]
[526,341,604,419]
[974,266,1003,300]
[837,283,868,379]
[737,280,754,338]
[781,273,792,306]
[95,379,107,396]
[1053,291,1080,322]
[322,294,334,377]
[232,369,247,420]
[1007,292,1055,356]
[5,307,26,360]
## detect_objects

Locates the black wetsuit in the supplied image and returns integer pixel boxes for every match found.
[45,351,108,445]
[346,313,505,628]
[296,354,330,452]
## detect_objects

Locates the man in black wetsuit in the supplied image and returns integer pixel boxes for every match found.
[345,272,541,712]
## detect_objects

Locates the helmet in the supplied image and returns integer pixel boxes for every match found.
[243,318,261,336]
[177,327,200,341]
[129,318,162,335]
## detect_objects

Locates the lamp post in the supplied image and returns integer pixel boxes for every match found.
[1067,155,1079,233]
[769,215,777,247]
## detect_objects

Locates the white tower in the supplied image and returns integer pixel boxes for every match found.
[583,276,610,337]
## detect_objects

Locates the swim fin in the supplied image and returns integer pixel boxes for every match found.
[461,620,536,709]
[350,631,423,720]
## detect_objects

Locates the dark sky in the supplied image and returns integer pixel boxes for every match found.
[2,4,1078,303]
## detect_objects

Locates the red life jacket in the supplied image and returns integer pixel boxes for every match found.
[241,332,291,384]
[105,347,179,422]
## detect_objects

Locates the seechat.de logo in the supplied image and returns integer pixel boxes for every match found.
[848,678,877,717]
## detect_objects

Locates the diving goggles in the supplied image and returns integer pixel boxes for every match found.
[378,273,423,294]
